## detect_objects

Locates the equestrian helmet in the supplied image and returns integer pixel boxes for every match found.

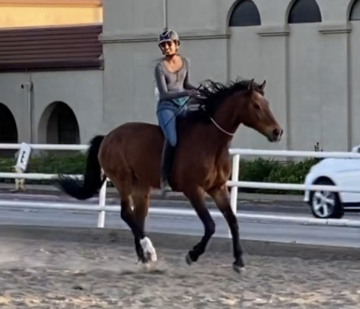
[158,29,180,46]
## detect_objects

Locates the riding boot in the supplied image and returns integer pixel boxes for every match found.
[160,140,175,196]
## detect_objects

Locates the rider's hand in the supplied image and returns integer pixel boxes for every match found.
[187,89,198,97]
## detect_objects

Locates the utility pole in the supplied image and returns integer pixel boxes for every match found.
[163,0,168,30]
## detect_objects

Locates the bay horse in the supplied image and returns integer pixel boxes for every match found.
[56,78,283,273]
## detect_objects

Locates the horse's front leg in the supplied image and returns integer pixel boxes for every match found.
[207,185,245,273]
[184,187,216,265]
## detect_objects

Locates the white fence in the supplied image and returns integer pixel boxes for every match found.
[1,143,360,230]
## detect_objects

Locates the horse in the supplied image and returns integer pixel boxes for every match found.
[56,78,283,274]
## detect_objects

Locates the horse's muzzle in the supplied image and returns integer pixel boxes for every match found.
[268,127,283,142]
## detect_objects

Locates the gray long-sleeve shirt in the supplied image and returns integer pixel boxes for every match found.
[154,56,197,101]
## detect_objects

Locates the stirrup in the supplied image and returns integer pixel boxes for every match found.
[160,180,172,197]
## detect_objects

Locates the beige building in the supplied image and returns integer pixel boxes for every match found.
[0,0,102,148]
[0,0,102,28]
[1,0,360,153]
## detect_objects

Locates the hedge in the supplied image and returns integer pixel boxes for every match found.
[0,150,321,195]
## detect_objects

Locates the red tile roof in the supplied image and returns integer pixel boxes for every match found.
[0,24,103,72]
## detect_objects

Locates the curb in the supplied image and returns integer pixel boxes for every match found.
[0,225,359,262]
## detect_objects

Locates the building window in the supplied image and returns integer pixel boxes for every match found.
[229,0,261,27]
[350,0,360,21]
[288,0,322,24]
[44,102,80,145]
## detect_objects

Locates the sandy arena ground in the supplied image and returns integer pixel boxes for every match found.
[0,238,359,309]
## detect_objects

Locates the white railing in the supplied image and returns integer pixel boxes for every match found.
[228,149,360,221]
[0,143,87,151]
[1,143,360,230]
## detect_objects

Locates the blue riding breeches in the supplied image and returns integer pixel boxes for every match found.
[156,100,189,147]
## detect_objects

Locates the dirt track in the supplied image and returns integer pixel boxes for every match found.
[0,238,359,309]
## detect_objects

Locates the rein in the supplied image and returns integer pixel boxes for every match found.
[208,117,235,137]
[162,85,202,129]
[162,84,235,137]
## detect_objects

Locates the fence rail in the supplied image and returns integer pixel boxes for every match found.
[1,172,359,194]
[1,142,360,231]
[0,143,87,151]
[229,148,360,159]
[0,200,360,227]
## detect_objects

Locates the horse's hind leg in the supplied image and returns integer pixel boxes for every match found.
[184,187,216,265]
[112,177,157,264]
[132,188,153,263]
[207,185,245,273]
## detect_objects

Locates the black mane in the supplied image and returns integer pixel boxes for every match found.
[186,78,263,123]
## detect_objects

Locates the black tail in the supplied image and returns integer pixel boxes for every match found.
[56,135,106,200]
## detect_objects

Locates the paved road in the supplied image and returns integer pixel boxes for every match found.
[0,195,358,248]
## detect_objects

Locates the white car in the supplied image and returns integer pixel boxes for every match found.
[303,145,360,219]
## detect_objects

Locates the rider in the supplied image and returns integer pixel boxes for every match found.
[155,29,199,195]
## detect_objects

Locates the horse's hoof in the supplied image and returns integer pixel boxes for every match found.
[141,261,156,272]
[140,237,157,263]
[232,263,246,274]
[185,253,193,266]
[146,251,157,263]
[138,256,149,264]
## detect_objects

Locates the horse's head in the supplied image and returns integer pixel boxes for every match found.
[190,78,283,142]
[239,79,283,142]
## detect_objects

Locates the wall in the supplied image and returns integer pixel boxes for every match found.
[100,0,232,134]
[0,1,102,28]
[0,70,103,144]
[100,0,360,152]
[350,13,360,149]
[3,0,357,150]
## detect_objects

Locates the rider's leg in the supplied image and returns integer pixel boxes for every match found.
[156,104,178,194]
[160,140,175,192]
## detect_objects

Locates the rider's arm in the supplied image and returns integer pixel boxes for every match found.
[155,63,190,100]
[183,57,197,90]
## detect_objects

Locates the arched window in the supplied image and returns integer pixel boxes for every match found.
[0,103,18,144]
[0,103,18,157]
[38,101,80,145]
[229,0,261,27]
[349,0,360,21]
[288,0,322,24]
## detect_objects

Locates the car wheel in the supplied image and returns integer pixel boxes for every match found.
[309,178,344,219]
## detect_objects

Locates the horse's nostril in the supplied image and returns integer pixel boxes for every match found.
[273,128,280,136]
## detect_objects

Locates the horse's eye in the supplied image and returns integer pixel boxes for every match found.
[254,104,261,110]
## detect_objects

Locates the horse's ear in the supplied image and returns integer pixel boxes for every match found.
[247,79,255,93]
[260,80,266,91]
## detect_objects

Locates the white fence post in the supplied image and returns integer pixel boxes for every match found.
[230,154,240,213]
[97,179,107,228]
[229,154,240,238]
[13,142,32,192]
